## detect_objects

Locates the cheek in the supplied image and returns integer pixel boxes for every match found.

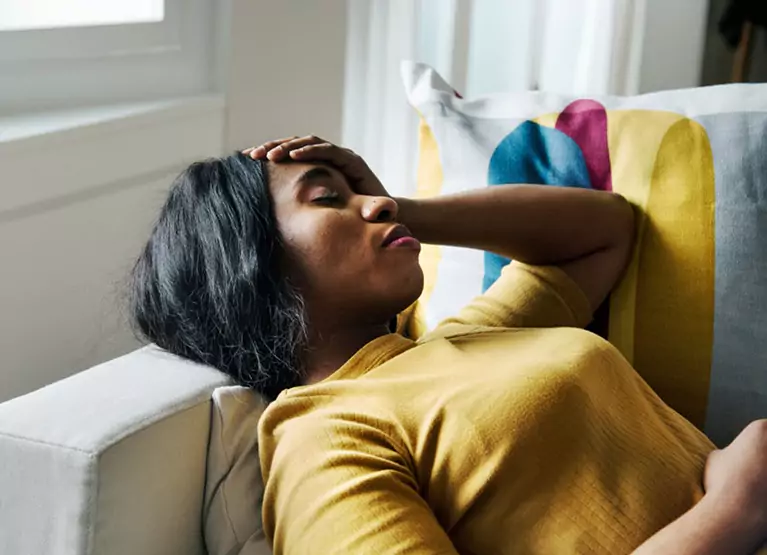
[280,212,370,284]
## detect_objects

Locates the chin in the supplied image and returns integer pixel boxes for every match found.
[394,265,425,311]
[366,262,424,322]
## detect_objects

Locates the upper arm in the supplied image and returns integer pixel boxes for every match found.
[261,415,458,555]
[436,261,594,331]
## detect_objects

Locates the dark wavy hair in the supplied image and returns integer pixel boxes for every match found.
[129,152,308,399]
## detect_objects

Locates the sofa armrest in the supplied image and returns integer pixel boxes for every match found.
[0,345,230,555]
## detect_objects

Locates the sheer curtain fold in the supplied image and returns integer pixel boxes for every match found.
[539,0,645,95]
[342,0,646,196]
[342,0,421,197]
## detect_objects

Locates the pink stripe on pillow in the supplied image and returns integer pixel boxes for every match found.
[556,100,613,191]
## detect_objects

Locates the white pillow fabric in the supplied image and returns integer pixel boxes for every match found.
[203,386,272,555]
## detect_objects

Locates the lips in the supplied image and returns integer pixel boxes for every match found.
[381,224,417,248]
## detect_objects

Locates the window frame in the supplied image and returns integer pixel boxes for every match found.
[0,0,215,114]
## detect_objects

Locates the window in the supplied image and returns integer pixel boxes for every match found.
[0,0,215,114]
[0,0,164,31]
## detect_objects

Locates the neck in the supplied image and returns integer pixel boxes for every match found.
[303,322,391,384]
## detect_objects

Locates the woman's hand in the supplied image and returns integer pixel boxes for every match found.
[704,420,767,533]
[245,136,389,198]
[634,420,767,555]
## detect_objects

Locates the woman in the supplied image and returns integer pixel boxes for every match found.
[131,136,767,554]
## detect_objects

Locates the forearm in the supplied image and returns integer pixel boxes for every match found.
[632,496,766,555]
[397,185,634,266]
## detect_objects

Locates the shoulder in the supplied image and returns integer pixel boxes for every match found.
[259,385,407,455]
[432,261,594,331]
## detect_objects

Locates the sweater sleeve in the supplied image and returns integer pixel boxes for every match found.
[435,261,593,330]
[260,410,458,555]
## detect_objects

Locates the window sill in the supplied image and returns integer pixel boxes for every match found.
[0,95,225,147]
[0,95,226,216]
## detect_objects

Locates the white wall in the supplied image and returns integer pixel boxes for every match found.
[222,0,347,150]
[638,0,710,93]
[0,98,225,402]
[0,172,173,401]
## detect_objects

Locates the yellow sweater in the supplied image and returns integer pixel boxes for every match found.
[259,263,715,554]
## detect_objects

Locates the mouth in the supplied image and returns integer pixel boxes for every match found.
[381,224,421,250]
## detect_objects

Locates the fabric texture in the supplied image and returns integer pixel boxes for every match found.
[259,263,714,555]
[403,61,767,446]
[0,346,230,555]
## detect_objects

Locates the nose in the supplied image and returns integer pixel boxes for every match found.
[361,195,398,223]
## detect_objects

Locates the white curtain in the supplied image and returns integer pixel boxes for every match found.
[537,0,646,96]
[342,0,647,196]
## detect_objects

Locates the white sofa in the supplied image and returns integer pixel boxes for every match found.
[0,345,270,555]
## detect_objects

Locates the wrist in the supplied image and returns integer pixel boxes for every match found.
[698,492,767,550]
[394,197,426,236]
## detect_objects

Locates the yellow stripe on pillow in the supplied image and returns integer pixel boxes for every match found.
[607,110,689,363]
[406,118,445,338]
[632,118,715,428]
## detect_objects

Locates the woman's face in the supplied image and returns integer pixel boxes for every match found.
[268,161,424,329]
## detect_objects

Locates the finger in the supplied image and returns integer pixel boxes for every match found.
[248,136,300,159]
[249,146,267,159]
[289,143,364,174]
[266,135,327,161]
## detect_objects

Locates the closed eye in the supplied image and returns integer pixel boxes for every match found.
[311,191,341,205]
